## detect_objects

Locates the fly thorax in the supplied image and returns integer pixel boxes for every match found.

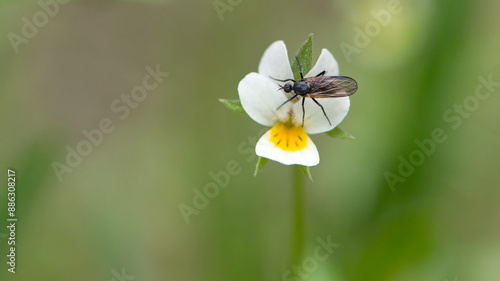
[293,81,310,95]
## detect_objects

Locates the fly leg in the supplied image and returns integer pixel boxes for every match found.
[276,94,299,110]
[315,71,326,77]
[311,98,332,126]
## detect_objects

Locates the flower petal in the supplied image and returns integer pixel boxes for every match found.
[255,126,320,166]
[258,41,294,81]
[238,73,289,126]
[305,48,339,78]
[292,97,350,134]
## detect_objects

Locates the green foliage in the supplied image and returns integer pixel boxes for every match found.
[291,34,313,81]
[218,99,246,114]
[254,157,268,176]
[298,165,313,182]
[325,127,355,140]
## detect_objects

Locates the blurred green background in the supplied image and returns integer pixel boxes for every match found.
[1,0,500,280]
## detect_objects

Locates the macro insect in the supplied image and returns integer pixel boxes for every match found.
[271,56,358,127]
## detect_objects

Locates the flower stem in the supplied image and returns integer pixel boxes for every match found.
[290,165,305,268]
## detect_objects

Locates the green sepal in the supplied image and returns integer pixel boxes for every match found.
[291,34,313,81]
[219,99,246,114]
[298,165,313,182]
[325,127,355,140]
[254,157,269,176]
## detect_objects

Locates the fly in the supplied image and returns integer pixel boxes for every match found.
[271,56,358,127]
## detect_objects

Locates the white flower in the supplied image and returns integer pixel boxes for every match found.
[237,41,350,166]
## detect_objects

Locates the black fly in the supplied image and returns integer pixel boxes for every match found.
[271,56,358,127]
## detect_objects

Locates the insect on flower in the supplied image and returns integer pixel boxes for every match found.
[235,40,353,166]
[271,56,358,127]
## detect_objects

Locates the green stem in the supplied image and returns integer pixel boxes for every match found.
[290,165,305,268]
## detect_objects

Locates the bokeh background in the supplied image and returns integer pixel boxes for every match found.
[1,0,500,280]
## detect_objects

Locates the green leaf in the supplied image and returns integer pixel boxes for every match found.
[291,34,313,81]
[254,157,269,176]
[298,165,313,182]
[219,99,246,114]
[325,127,355,140]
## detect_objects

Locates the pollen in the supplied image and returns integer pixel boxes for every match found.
[269,122,308,152]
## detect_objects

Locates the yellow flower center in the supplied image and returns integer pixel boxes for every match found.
[269,122,308,152]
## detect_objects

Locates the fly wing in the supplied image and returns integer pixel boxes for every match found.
[304,76,358,98]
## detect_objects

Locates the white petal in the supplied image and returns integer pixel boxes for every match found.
[305,48,339,78]
[258,41,294,81]
[292,97,350,134]
[255,129,319,166]
[238,73,290,126]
